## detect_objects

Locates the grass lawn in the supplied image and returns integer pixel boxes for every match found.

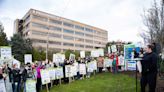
[42,72,140,92]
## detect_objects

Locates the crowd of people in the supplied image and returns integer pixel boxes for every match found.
[0,44,159,92]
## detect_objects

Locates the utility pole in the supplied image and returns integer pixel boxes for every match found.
[46,27,49,61]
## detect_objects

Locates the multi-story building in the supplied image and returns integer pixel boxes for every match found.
[14,9,108,52]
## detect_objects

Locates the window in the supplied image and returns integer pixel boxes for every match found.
[63,35,74,40]
[32,22,48,30]
[63,29,74,34]
[85,28,93,33]
[63,43,74,46]
[32,30,47,36]
[75,37,84,42]
[75,25,84,30]
[63,22,74,28]
[85,34,93,38]
[75,32,84,36]
[32,39,46,43]
[25,23,30,29]
[94,41,101,44]
[49,19,62,25]
[49,34,62,38]
[25,15,30,22]
[49,41,61,45]
[85,39,93,43]
[33,15,48,22]
[49,26,62,32]
[86,45,93,49]
[75,44,84,48]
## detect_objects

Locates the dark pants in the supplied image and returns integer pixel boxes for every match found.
[98,67,103,73]
[36,78,42,92]
[140,72,157,92]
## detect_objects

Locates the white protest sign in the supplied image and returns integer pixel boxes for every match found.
[87,62,94,72]
[98,49,104,56]
[0,46,12,59]
[72,64,78,76]
[118,55,124,66]
[53,53,65,63]
[69,54,75,61]
[79,64,86,75]
[0,79,6,92]
[111,45,117,53]
[26,80,36,92]
[65,65,73,77]
[41,69,50,85]
[24,54,32,64]
[91,50,99,57]
[48,68,56,80]
[104,59,112,67]
[55,67,64,79]
[80,51,85,58]
[108,46,111,54]
[93,60,97,70]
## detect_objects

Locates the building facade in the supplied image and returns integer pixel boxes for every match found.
[14,9,108,52]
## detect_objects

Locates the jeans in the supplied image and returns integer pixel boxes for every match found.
[112,66,117,74]
[12,82,20,92]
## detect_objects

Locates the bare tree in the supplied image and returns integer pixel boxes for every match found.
[141,0,164,50]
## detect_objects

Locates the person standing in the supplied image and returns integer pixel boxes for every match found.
[140,45,158,92]
[97,56,104,73]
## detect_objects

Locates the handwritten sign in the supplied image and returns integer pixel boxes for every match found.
[48,68,56,80]
[65,65,73,77]
[0,46,12,59]
[80,51,85,58]
[111,45,117,53]
[24,54,32,64]
[69,54,75,61]
[26,80,36,92]
[79,64,86,75]
[104,59,112,67]
[55,67,64,79]
[41,69,50,85]
[53,53,65,63]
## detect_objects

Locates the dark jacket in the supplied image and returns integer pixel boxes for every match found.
[12,68,21,82]
[141,52,158,75]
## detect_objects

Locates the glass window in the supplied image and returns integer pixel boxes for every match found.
[75,31,84,36]
[32,15,48,22]
[75,25,84,30]
[85,28,93,33]
[49,34,62,38]
[49,41,61,45]
[85,39,93,43]
[85,34,93,38]
[49,26,62,32]
[63,22,74,28]
[75,44,84,48]
[32,30,47,36]
[94,41,101,44]
[63,43,74,46]
[63,29,74,34]
[32,22,48,30]
[86,45,93,49]
[75,37,84,42]
[25,15,30,22]
[49,19,62,25]
[63,35,74,40]
[32,39,46,43]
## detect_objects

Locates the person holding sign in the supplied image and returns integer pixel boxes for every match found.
[140,45,158,92]
[36,62,43,92]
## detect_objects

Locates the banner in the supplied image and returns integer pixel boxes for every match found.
[127,61,136,70]
[79,64,86,75]
[53,53,65,63]
[0,79,6,92]
[91,50,99,57]
[111,45,117,53]
[104,59,112,67]
[26,80,36,92]
[80,51,85,58]
[24,54,32,64]
[0,46,12,59]
[69,54,75,61]
[55,67,64,79]
[41,69,50,85]
[48,68,56,80]
[65,65,73,77]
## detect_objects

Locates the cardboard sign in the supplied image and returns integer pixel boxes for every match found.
[53,53,65,63]
[80,51,85,58]
[79,64,86,75]
[0,79,6,92]
[65,65,73,77]
[41,69,50,85]
[26,80,36,92]
[48,68,56,80]
[104,59,113,67]
[69,54,75,61]
[24,54,32,64]
[0,46,12,59]
[111,45,117,53]
[55,67,64,79]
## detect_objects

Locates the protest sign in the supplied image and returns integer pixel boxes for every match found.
[55,67,64,79]
[26,80,36,92]
[98,49,104,56]
[41,69,50,85]
[53,53,65,63]
[0,79,6,92]
[79,64,86,75]
[69,54,75,61]
[0,46,12,59]
[93,60,97,70]
[127,61,136,70]
[48,68,56,80]
[80,51,85,58]
[111,45,117,53]
[87,62,94,72]
[72,63,78,76]
[108,46,111,54]
[118,55,124,66]
[137,61,142,73]
[24,54,32,64]
[104,59,112,67]
[91,50,99,57]
[65,65,73,77]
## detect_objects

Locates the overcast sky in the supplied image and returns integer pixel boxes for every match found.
[0,0,154,42]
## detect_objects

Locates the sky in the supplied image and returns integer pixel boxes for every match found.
[0,0,154,43]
